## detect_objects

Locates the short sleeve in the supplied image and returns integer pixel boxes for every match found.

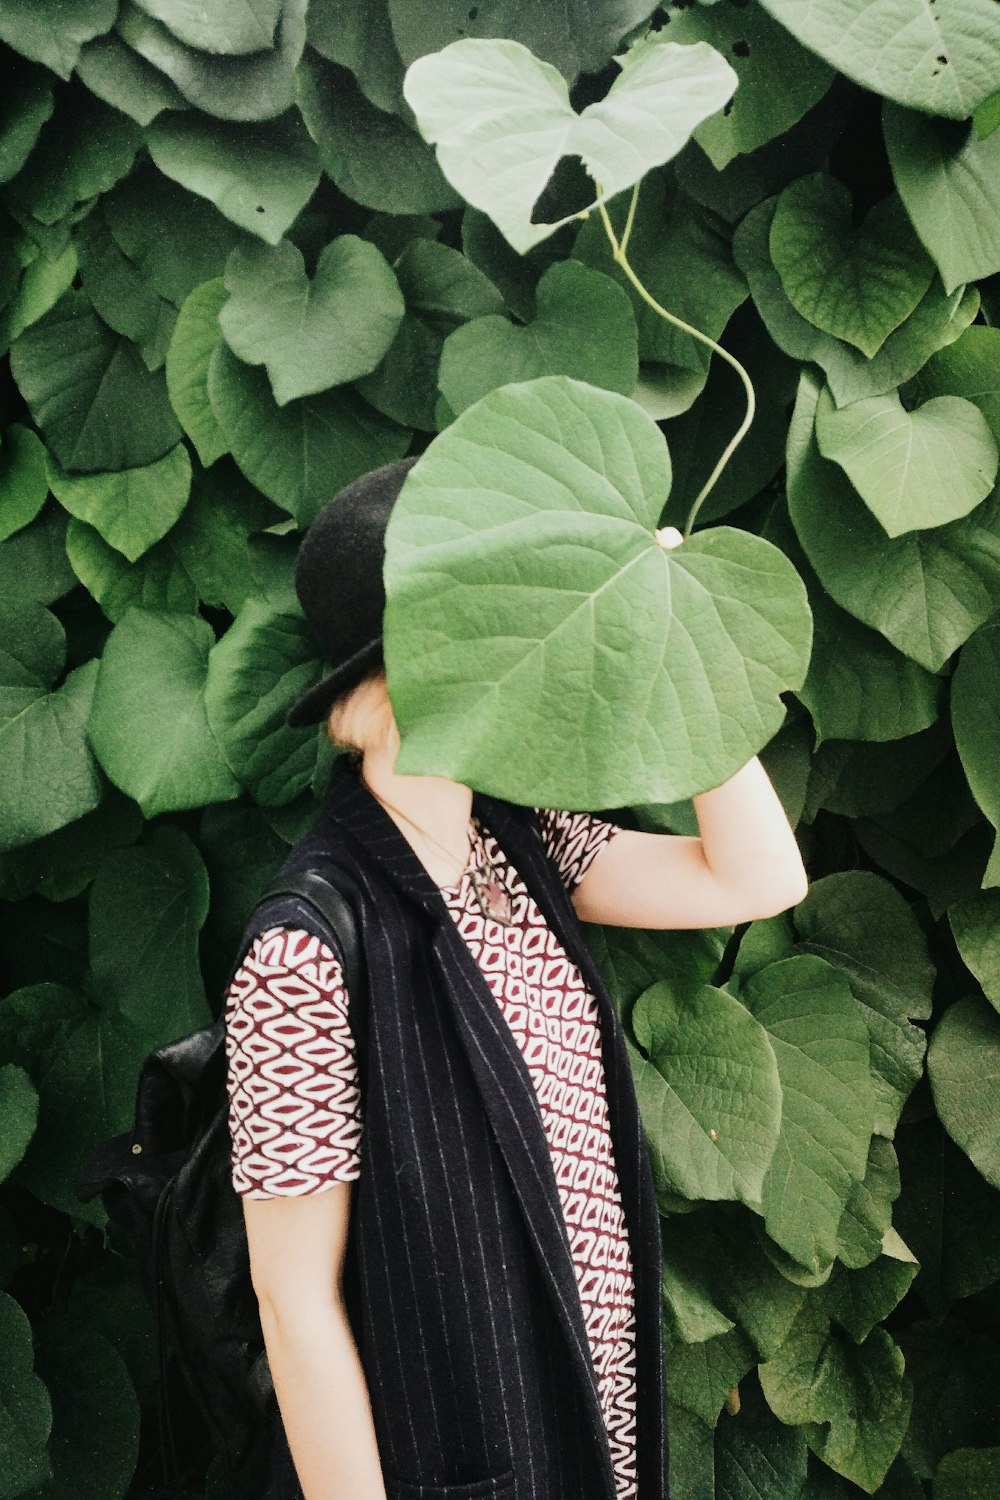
[224,925,363,1198]
[534,808,621,893]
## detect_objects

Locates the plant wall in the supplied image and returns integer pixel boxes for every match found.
[1,1,1000,1497]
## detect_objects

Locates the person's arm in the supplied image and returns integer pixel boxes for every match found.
[244,1185,388,1500]
[570,754,808,929]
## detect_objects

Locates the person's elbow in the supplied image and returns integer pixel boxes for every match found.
[745,862,810,920]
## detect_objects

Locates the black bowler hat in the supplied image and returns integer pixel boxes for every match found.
[285,456,420,728]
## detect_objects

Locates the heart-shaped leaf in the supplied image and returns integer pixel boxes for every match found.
[438,259,638,416]
[383,375,812,810]
[906,325,1000,445]
[885,103,1000,295]
[787,369,1000,673]
[402,33,737,253]
[46,441,192,561]
[770,174,934,357]
[219,235,404,404]
[815,387,998,537]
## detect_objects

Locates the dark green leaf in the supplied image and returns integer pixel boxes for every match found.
[89,826,211,1039]
[297,52,461,215]
[0,660,103,852]
[72,205,176,370]
[0,1064,37,1182]
[952,621,1000,884]
[146,108,321,244]
[116,0,305,122]
[895,1118,1000,1314]
[928,996,1000,1191]
[165,278,228,466]
[836,1135,901,1271]
[715,1373,809,1500]
[47,442,191,561]
[32,1316,139,1498]
[308,0,406,115]
[104,166,249,307]
[0,0,116,79]
[65,517,198,621]
[0,424,48,543]
[74,29,186,124]
[668,1324,756,1427]
[3,85,140,227]
[934,1447,1000,1499]
[949,888,1000,1013]
[207,341,410,526]
[0,59,54,183]
[0,1291,51,1495]
[130,0,281,54]
[87,608,240,816]
[9,291,181,472]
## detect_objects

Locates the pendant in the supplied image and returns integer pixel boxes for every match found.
[470,867,514,926]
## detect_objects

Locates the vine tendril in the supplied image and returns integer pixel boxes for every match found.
[594,180,756,540]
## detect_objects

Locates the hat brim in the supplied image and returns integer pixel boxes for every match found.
[285,637,383,728]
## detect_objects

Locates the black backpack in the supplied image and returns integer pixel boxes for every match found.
[75,869,369,1496]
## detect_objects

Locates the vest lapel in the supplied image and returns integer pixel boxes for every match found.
[319,760,620,1495]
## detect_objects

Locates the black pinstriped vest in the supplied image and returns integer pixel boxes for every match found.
[239,755,670,1500]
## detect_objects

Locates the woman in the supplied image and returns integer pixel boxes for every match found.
[223,459,808,1500]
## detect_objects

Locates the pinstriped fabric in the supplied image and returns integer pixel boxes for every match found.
[230,756,668,1500]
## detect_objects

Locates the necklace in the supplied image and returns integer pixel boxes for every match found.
[360,776,514,926]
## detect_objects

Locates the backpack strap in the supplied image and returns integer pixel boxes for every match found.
[252,869,370,1104]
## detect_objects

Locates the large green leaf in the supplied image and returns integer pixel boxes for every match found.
[87,608,240,817]
[308,0,406,116]
[207,342,410,526]
[165,278,228,466]
[662,2,834,170]
[759,1301,912,1492]
[798,583,943,746]
[951,621,1000,884]
[130,0,281,54]
[0,0,116,79]
[402,33,738,253]
[103,167,248,309]
[0,424,48,543]
[0,660,103,853]
[384,376,811,809]
[89,827,211,1040]
[219,235,404,404]
[146,108,321,244]
[389,0,660,81]
[46,442,191,561]
[3,85,140,229]
[438,260,638,416]
[740,955,875,1275]
[715,1375,809,1500]
[885,105,1000,294]
[116,0,306,122]
[74,205,176,371]
[836,1135,902,1271]
[296,52,461,215]
[0,1291,51,1496]
[793,871,933,1136]
[906,324,1000,444]
[165,461,285,613]
[667,1324,756,1427]
[0,243,79,354]
[734,196,979,410]
[928,995,1000,1190]
[787,369,1000,673]
[769,175,933,357]
[31,1315,139,1499]
[0,595,63,728]
[630,983,782,1208]
[8,291,181,473]
[204,601,325,806]
[823,1241,918,1345]
[0,62,54,184]
[573,172,748,374]
[814,386,998,537]
[755,0,1000,118]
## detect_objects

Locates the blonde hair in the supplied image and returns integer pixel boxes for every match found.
[325,667,398,756]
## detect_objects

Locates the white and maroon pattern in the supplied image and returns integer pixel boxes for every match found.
[224,809,637,1498]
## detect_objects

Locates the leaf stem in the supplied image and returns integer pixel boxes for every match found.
[595,184,756,539]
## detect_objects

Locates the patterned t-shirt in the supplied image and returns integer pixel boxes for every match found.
[224,809,638,1500]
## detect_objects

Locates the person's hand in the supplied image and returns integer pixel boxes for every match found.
[655,526,683,549]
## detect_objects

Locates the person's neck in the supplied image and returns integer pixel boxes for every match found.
[359,738,474,888]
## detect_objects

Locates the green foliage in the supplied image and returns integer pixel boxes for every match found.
[1,3,1000,1496]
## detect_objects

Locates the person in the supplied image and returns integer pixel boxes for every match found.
[223,458,809,1500]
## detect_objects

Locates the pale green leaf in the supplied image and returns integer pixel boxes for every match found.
[0,0,116,79]
[815,386,998,537]
[384,376,811,810]
[130,0,281,54]
[402,33,737,253]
